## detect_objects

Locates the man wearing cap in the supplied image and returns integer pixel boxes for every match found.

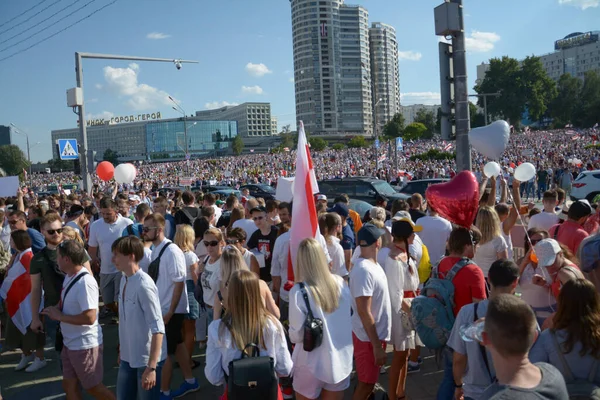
[548,200,592,254]
[315,194,328,208]
[247,206,279,283]
[349,224,391,400]
[329,203,355,271]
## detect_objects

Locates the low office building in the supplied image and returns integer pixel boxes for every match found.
[195,102,274,138]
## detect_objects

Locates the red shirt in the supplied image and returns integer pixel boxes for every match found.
[437,256,487,316]
[548,220,589,255]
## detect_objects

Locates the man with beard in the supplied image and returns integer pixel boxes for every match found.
[88,198,133,319]
[29,213,92,367]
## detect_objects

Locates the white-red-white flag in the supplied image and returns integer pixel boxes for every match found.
[0,250,35,334]
[285,121,319,289]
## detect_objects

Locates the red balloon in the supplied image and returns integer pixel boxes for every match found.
[425,170,480,228]
[510,162,516,168]
[96,161,114,181]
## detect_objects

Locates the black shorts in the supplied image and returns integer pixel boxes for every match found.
[166,313,185,355]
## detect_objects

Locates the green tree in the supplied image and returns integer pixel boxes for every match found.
[402,122,427,140]
[47,158,74,171]
[382,112,405,139]
[520,56,557,121]
[103,148,119,164]
[280,124,291,134]
[308,137,328,151]
[549,73,581,126]
[332,143,346,150]
[215,129,223,143]
[347,136,368,148]
[0,145,30,177]
[574,70,600,127]
[232,134,244,155]
[280,132,294,149]
[469,101,486,128]
[414,108,436,138]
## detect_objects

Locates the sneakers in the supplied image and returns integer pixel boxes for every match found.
[159,393,172,400]
[379,365,387,374]
[15,354,35,371]
[407,361,421,374]
[171,379,200,398]
[281,385,294,399]
[25,357,47,372]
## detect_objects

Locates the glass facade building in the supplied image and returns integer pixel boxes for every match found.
[145,120,238,157]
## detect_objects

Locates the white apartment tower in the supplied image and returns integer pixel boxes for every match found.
[369,22,400,127]
[290,0,374,135]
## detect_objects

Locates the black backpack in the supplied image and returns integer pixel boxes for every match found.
[227,342,278,400]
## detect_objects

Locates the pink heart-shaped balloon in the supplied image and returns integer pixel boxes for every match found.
[425,171,480,228]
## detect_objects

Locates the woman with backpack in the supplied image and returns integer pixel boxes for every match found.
[213,246,279,320]
[205,269,292,400]
[383,217,421,400]
[529,279,600,394]
[288,238,352,400]
[174,225,201,370]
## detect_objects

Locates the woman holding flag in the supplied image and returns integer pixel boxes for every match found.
[0,230,47,372]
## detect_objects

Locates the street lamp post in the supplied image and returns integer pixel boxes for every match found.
[169,96,194,175]
[72,53,198,193]
[374,98,382,171]
[10,123,34,188]
[468,92,500,125]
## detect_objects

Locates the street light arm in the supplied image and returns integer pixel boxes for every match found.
[77,53,198,64]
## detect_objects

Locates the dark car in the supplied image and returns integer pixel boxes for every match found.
[397,179,449,199]
[239,184,276,200]
[211,189,242,200]
[194,185,233,193]
[317,177,408,205]
[348,199,373,220]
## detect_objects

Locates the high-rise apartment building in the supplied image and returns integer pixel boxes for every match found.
[369,22,400,128]
[291,0,392,136]
[0,125,12,146]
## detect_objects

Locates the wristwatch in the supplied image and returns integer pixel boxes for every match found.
[146,366,156,372]
[454,382,463,388]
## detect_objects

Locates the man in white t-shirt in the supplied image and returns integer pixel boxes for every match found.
[203,193,222,223]
[42,240,113,399]
[528,190,559,232]
[143,214,199,399]
[231,198,259,239]
[349,224,391,400]
[416,207,452,265]
[88,198,132,319]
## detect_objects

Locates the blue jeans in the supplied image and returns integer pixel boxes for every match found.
[45,317,63,370]
[537,181,547,200]
[437,346,455,400]
[117,359,165,400]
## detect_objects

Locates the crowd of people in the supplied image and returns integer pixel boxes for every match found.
[0,127,599,400]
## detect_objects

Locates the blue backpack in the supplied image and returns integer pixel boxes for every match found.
[410,257,472,350]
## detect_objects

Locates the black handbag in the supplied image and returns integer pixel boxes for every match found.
[56,271,89,352]
[147,242,171,283]
[298,282,324,352]
[227,343,278,400]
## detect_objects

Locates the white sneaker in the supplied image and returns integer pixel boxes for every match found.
[25,357,47,372]
[15,354,35,371]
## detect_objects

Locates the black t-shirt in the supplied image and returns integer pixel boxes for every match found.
[247,225,279,282]
[216,211,232,228]
[409,209,426,223]
[174,206,201,226]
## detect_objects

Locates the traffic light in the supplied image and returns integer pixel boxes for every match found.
[439,42,455,140]
[73,159,81,174]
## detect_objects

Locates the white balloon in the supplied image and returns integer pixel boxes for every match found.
[483,161,501,178]
[514,162,536,182]
[114,163,137,184]
[468,120,510,160]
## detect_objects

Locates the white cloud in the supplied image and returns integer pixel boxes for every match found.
[204,101,239,109]
[400,92,441,105]
[147,32,171,40]
[86,111,114,120]
[559,0,599,9]
[465,31,501,53]
[289,77,294,83]
[102,63,176,111]
[242,85,264,95]
[95,83,102,89]
[245,62,272,77]
[398,51,422,61]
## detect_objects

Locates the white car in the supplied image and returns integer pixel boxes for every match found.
[571,170,600,202]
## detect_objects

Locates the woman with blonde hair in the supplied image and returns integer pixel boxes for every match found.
[227,205,245,231]
[198,227,225,348]
[213,246,279,320]
[319,213,347,278]
[61,225,85,245]
[288,238,352,400]
[205,270,292,399]
[174,224,201,370]
[474,206,508,278]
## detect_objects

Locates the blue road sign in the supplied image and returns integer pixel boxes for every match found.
[58,139,79,160]
[375,139,380,149]
[396,137,403,151]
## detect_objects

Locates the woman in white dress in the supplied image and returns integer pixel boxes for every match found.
[383,217,422,400]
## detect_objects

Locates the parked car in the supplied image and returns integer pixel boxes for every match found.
[397,178,449,198]
[571,170,600,202]
[348,199,373,220]
[211,189,242,200]
[317,177,409,205]
[193,185,233,193]
[239,184,276,200]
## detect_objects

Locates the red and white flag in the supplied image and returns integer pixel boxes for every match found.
[285,121,319,290]
[0,250,35,334]
[443,142,454,151]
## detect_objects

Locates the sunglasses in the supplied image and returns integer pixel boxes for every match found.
[142,226,159,232]
[47,228,64,235]
[203,240,220,247]
[253,216,264,221]
[226,239,240,245]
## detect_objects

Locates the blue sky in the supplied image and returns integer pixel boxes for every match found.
[0,0,598,162]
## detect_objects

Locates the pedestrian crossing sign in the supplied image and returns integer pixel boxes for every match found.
[58,139,79,160]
